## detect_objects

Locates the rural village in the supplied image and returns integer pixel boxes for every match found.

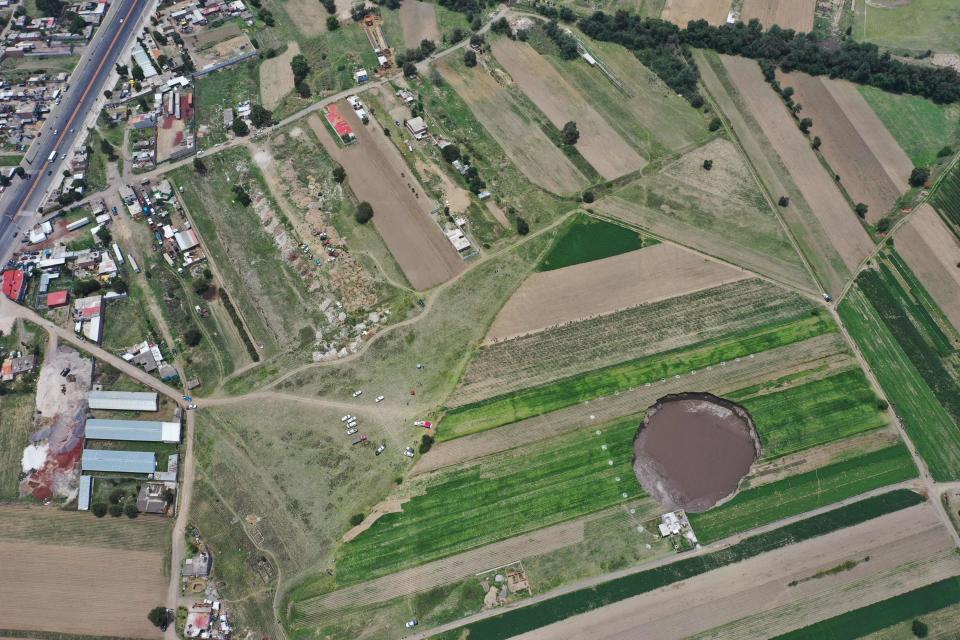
[3,0,960,638]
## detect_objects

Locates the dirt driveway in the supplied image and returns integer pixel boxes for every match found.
[311,106,465,290]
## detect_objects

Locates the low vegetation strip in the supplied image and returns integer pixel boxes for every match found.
[770,575,960,640]
[687,443,917,544]
[538,213,650,271]
[442,312,835,440]
[839,289,960,480]
[431,489,924,640]
[333,416,642,588]
[733,368,888,460]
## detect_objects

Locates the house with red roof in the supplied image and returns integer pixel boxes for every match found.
[1,269,26,302]
[46,290,69,308]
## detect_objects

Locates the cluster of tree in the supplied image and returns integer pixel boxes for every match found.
[258,8,275,26]
[355,201,374,224]
[435,0,488,20]
[373,0,401,8]
[909,166,930,187]
[395,39,437,78]
[527,0,576,23]
[36,0,64,17]
[232,117,249,136]
[543,20,578,60]
[91,502,139,518]
[147,607,172,629]
[56,181,87,206]
[73,278,102,296]
[291,54,311,97]
[62,11,86,34]
[561,120,579,145]
[350,1,368,21]
[233,184,251,206]
[152,29,168,45]
[439,143,485,193]
[250,103,273,128]
[490,16,512,37]
[320,0,336,13]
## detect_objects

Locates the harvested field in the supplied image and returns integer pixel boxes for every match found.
[437,59,588,196]
[311,107,465,290]
[720,55,874,275]
[486,242,748,343]
[491,39,646,180]
[455,278,813,406]
[0,503,170,550]
[896,204,960,333]
[741,0,816,32]
[0,540,167,638]
[660,0,731,26]
[778,71,910,223]
[282,0,330,36]
[259,42,299,110]
[399,0,439,49]
[184,23,240,49]
[519,504,957,640]
[596,137,813,293]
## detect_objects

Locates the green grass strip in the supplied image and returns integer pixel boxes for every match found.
[770,575,960,640]
[538,213,650,271]
[687,444,917,543]
[441,312,835,440]
[431,489,924,640]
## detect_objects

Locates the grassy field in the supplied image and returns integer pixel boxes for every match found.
[0,502,171,551]
[0,390,36,500]
[101,279,159,352]
[441,312,836,440]
[771,576,960,640]
[854,0,960,53]
[687,443,918,543]
[0,55,80,83]
[330,415,642,588]
[194,61,260,149]
[732,368,888,460]
[538,212,649,271]
[435,489,925,640]
[858,86,960,167]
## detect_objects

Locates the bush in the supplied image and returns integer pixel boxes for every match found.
[108,504,123,517]
[812,136,822,150]
[909,167,930,187]
[249,103,273,128]
[147,607,170,628]
[403,61,417,78]
[441,144,461,163]
[464,49,477,67]
[778,196,790,207]
[799,117,813,133]
[561,121,580,145]
[854,202,868,219]
[333,165,346,183]
[233,185,251,206]
[419,434,435,454]
[231,117,249,136]
[582,190,595,203]
[702,159,713,171]
[185,328,202,347]
[356,201,374,224]
[516,216,529,235]
[91,502,108,517]
[708,117,722,132]
[327,15,339,30]
[937,146,954,158]
[124,504,139,518]
[349,513,365,526]
[876,217,892,233]
[912,619,929,638]
[193,157,207,175]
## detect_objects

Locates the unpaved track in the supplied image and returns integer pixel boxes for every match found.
[515,504,956,640]
[660,0,731,25]
[896,204,960,332]
[492,38,646,180]
[311,107,465,290]
[399,0,439,49]
[0,541,167,638]
[741,0,816,31]
[485,242,749,342]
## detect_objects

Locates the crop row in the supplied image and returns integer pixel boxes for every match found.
[931,159,960,228]
[443,312,835,440]
[433,489,925,640]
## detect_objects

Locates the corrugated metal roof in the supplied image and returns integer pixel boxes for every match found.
[85,418,180,443]
[78,475,92,511]
[88,390,159,412]
[81,449,156,474]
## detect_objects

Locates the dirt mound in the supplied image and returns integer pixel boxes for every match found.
[633,393,760,513]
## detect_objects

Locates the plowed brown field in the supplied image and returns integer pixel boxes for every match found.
[661,0,731,25]
[897,204,960,332]
[741,0,816,32]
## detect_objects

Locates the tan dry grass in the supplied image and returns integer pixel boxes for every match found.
[485,242,748,343]
[492,38,646,180]
[399,0,439,49]
[259,42,299,110]
[0,541,167,639]
[896,204,960,332]
[741,0,816,32]
[437,59,588,196]
[283,0,330,37]
[661,0,731,26]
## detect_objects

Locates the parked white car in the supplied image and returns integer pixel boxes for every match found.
[375,395,385,403]
[375,444,386,455]
[346,427,358,435]
[403,447,415,458]
[352,390,363,398]
[341,415,351,422]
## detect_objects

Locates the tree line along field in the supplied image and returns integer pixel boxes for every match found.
[452,278,816,406]
[433,490,925,640]
[441,311,836,440]
[538,213,652,272]
[839,249,960,480]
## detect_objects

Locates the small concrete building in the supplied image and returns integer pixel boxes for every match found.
[88,390,159,412]
[405,116,428,140]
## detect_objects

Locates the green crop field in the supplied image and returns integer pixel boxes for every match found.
[434,490,924,640]
[839,288,960,480]
[441,312,835,440]
[330,416,642,588]
[687,443,917,543]
[858,86,960,167]
[538,213,649,271]
[932,160,960,228]
[771,576,960,640]
[855,0,960,53]
[732,368,888,460]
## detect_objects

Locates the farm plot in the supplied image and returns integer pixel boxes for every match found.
[454,278,813,406]
[741,0,816,32]
[398,0,439,48]
[0,540,167,638]
[777,71,911,223]
[312,109,465,290]
[0,388,36,500]
[491,38,646,180]
[333,415,642,586]
[444,312,836,440]
[719,54,874,275]
[486,241,749,343]
[896,204,960,332]
[854,0,960,53]
[858,85,960,167]
[539,212,649,271]
[259,42,299,110]
[596,137,814,293]
[933,159,960,229]
[279,0,330,37]
[660,0,731,25]
[436,58,588,196]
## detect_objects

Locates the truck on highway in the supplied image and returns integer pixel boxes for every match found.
[47,151,57,163]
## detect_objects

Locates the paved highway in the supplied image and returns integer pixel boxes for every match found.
[0,0,152,264]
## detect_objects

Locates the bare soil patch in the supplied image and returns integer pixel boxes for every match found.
[184,23,240,49]
[485,242,748,343]
[415,157,471,213]
[485,201,511,228]
[437,59,588,195]
[0,540,167,638]
[779,71,909,222]
[342,498,408,542]
[721,54,874,272]
[634,394,760,512]
[897,204,960,332]
[661,0,731,26]
[741,0,816,32]
[260,42,300,110]
[399,0,439,49]
[492,39,646,180]
[283,0,330,37]
[310,107,465,290]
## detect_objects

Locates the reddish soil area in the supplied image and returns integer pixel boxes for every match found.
[633,394,759,513]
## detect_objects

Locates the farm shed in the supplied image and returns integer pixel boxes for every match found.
[88,390,159,412]
[85,418,181,443]
[81,449,156,474]
[77,475,92,511]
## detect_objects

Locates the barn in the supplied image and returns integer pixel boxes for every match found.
[88,390,159,412]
